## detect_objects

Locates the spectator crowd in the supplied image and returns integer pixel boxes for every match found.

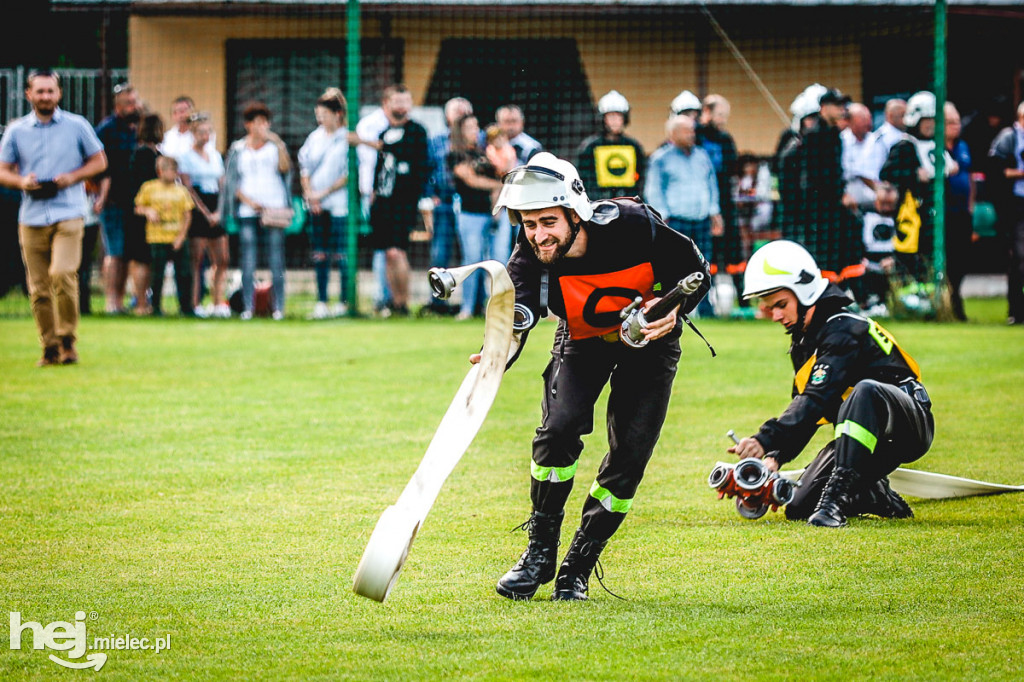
[3,68,1023,365]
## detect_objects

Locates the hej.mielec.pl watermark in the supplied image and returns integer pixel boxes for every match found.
[9,611,171,671]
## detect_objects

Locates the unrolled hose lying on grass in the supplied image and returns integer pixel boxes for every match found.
[778,467,1024,499]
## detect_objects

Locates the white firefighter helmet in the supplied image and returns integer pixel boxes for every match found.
[742,240,828,306]
[789,83,827,130]
[904,91,936,128]
[597,90,630,115]
[670,90,702,115]
[492,152,593,226]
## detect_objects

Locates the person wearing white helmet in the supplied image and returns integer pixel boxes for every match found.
[576,90,647,201]
[670,90,702,119]
[879,90,958,284]
[656,89,704,155]
[774,83,827,166]
[773,85,826,246]
[775,85,863,286]
[729,240,934,527]
[483,152,711,601]
[792,83,828,132]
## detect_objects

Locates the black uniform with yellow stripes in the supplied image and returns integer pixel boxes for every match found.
[752,284,934,519]
[506,197,710,541]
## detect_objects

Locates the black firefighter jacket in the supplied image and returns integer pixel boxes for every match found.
[753,285,922,464]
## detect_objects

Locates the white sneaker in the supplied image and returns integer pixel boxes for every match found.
[272,310,284,321]
[331,302,349,318]
[240,310,253,321]
[309,301,329,320]
[194,305,210,319]
[213,303,232,318]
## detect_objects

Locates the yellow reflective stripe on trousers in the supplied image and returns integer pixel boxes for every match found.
[531,460,578,483]
[835,420,878,453]
[589,481,633,513]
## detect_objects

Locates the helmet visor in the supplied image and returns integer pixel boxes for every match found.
[493,165,568,215]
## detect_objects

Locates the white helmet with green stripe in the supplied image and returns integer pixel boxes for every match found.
[743,240,828,306]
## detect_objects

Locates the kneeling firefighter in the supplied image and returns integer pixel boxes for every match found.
[728,240,934,526]
[480,152,710,600]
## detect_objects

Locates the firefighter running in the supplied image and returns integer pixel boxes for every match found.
[481,153,710,600]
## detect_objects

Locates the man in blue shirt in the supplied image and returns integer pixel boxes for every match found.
[0,69,107,365]
[423,96,473,316]
[645,114,721,317]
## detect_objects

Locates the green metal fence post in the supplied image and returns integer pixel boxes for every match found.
[346,0,362,316]
[933,0,948,312]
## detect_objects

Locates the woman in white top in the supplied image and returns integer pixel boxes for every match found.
[161,95,217,160]
[299,88,352,319]
[221,101,292,319]
[178,115,228,317]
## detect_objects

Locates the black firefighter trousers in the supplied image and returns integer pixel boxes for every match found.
[529,322,681,542]
[786,378,934,520]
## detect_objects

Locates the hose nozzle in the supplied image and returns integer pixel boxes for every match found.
[428,268,457,300]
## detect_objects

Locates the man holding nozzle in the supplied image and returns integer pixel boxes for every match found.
[478,152,710,601]
[728,239,934,527]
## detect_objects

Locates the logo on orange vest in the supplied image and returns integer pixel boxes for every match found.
[559,263,655,339]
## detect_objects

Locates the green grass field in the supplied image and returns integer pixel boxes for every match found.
[1,295,1022,681]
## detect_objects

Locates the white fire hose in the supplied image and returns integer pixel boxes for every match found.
[352,261,514,602]
[778,467,1024,499]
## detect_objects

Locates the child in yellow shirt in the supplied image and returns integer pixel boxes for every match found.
[134,156,195,316]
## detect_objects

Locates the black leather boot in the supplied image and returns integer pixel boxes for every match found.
[849,477,914,519]
[550,529,607,601]
[808,466,861,527]
[496,510,563,600]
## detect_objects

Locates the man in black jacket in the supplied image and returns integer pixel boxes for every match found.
[486,152,710,600]
[729,240,933,527]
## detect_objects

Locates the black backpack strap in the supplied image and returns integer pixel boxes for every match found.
[641,202,665,241]
[681,313,717,358]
